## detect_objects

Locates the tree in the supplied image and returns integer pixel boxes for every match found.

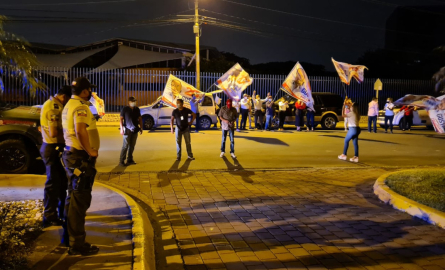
[0,15,45,96]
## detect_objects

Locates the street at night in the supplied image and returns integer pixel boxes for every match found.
[1,0,445,269]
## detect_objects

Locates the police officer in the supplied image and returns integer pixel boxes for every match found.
[40,85,72,227]
[62,77,100,256]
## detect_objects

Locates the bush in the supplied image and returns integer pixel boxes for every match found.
[0,200,44,270]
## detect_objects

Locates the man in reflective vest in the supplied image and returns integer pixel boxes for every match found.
[61,77,100,256]
[40,85,72,227]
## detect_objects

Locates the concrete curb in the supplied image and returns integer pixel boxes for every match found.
[373,170,445,229]
[95,182,155,270]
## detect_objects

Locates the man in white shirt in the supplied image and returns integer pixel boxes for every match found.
[240,94,250,130]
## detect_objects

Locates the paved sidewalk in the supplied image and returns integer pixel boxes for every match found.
[0,175,133,270]
[99,167,445,270]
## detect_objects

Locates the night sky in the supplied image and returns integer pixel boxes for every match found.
[1,0,444,70]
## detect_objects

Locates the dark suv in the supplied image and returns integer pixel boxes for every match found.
[0,104,43,174]
[269,92,344,129]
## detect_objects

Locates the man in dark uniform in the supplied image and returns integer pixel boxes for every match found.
[61,77,100,256]
[171,99,196,161]
[119,96,143,166]
[40,85,72,227]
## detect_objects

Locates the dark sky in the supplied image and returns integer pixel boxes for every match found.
[1,0,444,70]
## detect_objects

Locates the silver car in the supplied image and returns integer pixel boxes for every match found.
[378,108,433,129]
[140,94,218,130]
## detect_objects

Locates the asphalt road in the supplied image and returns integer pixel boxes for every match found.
[95,124,445,173]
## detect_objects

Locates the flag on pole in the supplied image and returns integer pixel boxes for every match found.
[332,58,368,85]
[161,74,204,108]
[281,62,315,110]
[215,63,253,101]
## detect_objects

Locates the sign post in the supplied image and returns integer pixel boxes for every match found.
[374,78,383,99]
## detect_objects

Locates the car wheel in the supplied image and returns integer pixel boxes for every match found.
[143,115,154,130]
[426,125,434,130]
[199,116,212,130]
[0,139,31,174]
[379,124,386,129]
[321,115,337,129]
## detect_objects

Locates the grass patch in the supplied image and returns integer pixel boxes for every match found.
[386,170,445,212]
[0,200,44,270]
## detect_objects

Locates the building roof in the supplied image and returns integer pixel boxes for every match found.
[29,37,217,54]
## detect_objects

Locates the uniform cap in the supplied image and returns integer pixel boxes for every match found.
[72,77,97,92]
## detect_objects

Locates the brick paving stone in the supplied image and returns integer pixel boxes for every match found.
[99,168,445,270]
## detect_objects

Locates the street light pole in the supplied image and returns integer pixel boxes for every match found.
[194,0,201,90]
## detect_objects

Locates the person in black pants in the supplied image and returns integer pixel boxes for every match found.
[119,96,143,166]
[278,97,289,131]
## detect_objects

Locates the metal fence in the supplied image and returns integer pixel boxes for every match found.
[0,67,436,114]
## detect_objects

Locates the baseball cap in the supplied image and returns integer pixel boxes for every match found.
[71,77,97,92]
[129,96,137,102]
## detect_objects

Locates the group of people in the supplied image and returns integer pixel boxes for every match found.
[368,97,418,133]
[40,77,101,256]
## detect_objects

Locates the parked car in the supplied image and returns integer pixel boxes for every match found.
[378,107,433,130]
[267,92,344,130]
[140,94,218,130]
[0,105,43,174]
[0,95,105,174]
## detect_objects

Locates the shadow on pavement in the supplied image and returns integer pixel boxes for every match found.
[222,156,254,183]
[157,159,193,187]
[236,136,289,146]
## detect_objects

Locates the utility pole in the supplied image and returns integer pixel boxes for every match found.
[194,0,201,90]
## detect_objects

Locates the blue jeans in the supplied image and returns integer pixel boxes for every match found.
[120,132,138,163]
[175,127,193,158]
[240,109,248,129]
[236,113,240,129]
[384,115,394,131]
[306,111,315,128]
[343,127,361,157]
[265,114,273,130]
[221,129,235,153]
[368,116,377,132]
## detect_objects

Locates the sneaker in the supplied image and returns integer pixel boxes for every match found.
[338,154,347,160]
[126,160,136,165]
[385,130,387,133]
[68,243,99,256]
[176,157,181,161]
[188,156,195,160]
[390,131,393,134]
[230,153,237,159]
[118,162,126,167]
[350,157,359,163]
[236,129,240,132]
[220,152,225,158]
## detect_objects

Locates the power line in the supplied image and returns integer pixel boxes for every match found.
[218,0,445,31]
[0,0,138,7]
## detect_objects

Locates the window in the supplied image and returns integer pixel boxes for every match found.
[202,96,213,106]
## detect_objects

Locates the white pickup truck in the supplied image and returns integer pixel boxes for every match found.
[140,94,218,130]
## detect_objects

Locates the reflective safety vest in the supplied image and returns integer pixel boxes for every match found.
[40,96,64,144]
[62,95,100,151]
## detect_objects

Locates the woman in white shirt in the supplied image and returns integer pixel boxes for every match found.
[278,97,289,131]
[338,102,361,163]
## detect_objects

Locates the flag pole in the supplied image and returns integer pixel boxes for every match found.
[342,83,348,97]
[205,84,215,93]
[273,89,283,101]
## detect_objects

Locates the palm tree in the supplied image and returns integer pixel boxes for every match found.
[0,15,45,96]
